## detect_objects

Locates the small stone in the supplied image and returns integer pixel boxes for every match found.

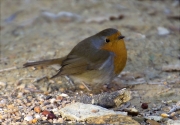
[0,81,6,86]
[141,103,148,109]
[57,118,64,123]
[52,108,59,115]
[42,116,47,121]
[124,108,139,116]
[7,104,14,109]
[0,99,7,106]
[146,119,160,125]
[32,118,38,124]
[34,106,41,113]
[16,99,22,104]
[79,84,85,89]
[26,103,32,107]
[47,112,56,119]
[157,27,170,36]
[170,112,176,117]
[34,114,41,119]
[17,92,24,98]
[45,95,53,100]
[23,99,28,104]
[145,116,163,122]
[56,96,64,101]
[91,109,99,113]
[52,119,58,123]
[59,93,69,97]
[42,110,50,116]
[176,101,180,106]
[41,110,56,119]
[24,115,33,121]
[50,98,56,104]
[47,51,55,56]
[167,119,180,125]
[59,102,139,124]
[161,113,169,118]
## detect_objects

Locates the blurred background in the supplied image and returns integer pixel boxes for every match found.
[0,0,179,93]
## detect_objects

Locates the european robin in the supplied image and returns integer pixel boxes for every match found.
[23,28,127,90]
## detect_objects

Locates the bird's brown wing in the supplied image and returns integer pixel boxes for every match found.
[54,50,113,77]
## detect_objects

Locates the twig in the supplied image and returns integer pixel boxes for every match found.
[157,88,171,95]
[168,105,180,114]
[17,76,48,85]
[0,66,20,73]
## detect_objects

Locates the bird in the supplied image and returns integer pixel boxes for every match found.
[23,28,127,91]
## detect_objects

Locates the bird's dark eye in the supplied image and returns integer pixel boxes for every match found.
[105,39,110,43]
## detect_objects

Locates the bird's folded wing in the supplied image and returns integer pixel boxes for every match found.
[59,50,114,75]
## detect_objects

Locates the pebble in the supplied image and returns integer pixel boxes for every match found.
[157,27,170,36]
[47,112,56,119]
[124,108,139,116]
[7,104,14,109]
[34,114,41,119]
[141,103,148,109]
[59,102,128,121]
[161,113,170,118]
[167,119,180,125]
[146,119,160,125]
[41,11,82,22]
[42,110,51,116]
[32,118,38,124]
[47,51,55,56]
[145,116,163,122]
[0,99,7,106]
[50,98,56,104]
[176,101,180,106]
[57,118,64,123]
[60,93,69,97]
[42,116,47,121]
[34,106,41,113]
[52,108,59,115]
[170,112,176,117]
[24,115,33,121]
[0,81,6,86]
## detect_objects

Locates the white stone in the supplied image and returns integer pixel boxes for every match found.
[145,116,163,121]
[157,27,170,35]
[59,102,127,121]
[60,93,69,97]
[0,82,6,86]
[167,119,180,125]
[24,115,33,121]
[50,98,56,103]
[34,114,41,119]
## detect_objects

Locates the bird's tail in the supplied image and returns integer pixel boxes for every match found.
[23,57,66,67]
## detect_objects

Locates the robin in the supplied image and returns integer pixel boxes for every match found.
[23,28,127,91]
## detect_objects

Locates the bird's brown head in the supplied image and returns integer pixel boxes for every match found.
[94,28,127,74]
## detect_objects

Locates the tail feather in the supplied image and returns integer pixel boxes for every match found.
[23,57,66,67]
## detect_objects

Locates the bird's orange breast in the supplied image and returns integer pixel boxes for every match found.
[101,32,127,75]
[113,41,127,74]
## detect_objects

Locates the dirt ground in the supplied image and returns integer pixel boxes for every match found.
[0,0,180,124]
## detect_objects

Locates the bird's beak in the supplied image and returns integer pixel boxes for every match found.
[118,35,125,40]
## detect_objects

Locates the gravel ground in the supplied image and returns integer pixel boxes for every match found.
[0,0,180,124]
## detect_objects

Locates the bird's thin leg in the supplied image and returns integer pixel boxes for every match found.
[32,76,49,83]
[64,76,75,89]
[50,70,61,79]
[81,82,91,91]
